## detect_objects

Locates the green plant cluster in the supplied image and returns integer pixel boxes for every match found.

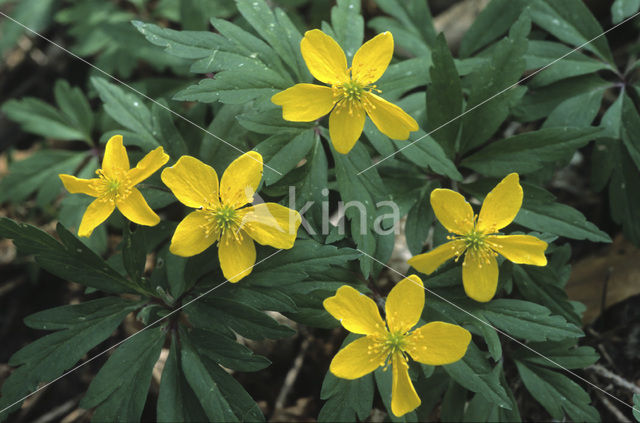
[1,0,640,421]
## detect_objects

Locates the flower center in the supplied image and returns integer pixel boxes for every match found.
[92,169,131,203]
[384,330,407,355]
[201,204,244,242]
[464,228,487,251]
[341,80,365,102]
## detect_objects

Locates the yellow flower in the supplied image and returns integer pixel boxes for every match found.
[408,173,548,303]
[271,29,419,154]
[59,134,169,237]
[324,275,471,417]
[161,152,302,282]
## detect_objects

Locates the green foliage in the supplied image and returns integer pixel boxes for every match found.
[4,0,640,421]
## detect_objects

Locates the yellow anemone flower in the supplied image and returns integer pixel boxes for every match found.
[271,29,419,154]
[161,152,302,282]
[324,275,471,417]
[59,134,169,238]
[408,173,548,303]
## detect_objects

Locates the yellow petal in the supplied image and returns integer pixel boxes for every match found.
[385,275,424,334]
[430,189,474,235]
[300,29,348,85]
[239,203,301,249]
[161,155,219,209]
[329,336,386,379]
[486,235,547,266]
[102,135,129,177]
[271,84,336,122]
[329,100,365,154]
[78,199,115,237]
[220,151,263,209]
[391,352,421,417]
[462,249,499,302]
[169,210,218,257]
[477,173,523,234]
[116,188,160,227]
[363,93,418,140]
[407,240,466,274]
[127,146,170,186]
[352,32,393,85]
[218,230,256,282]
[405,322,471,365]
[323,285,386,336]
[59,174,100,197]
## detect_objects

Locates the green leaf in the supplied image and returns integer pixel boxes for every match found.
[181,328,264,422]
[459,0,528,57]
[377,56,431,100]
[368,0,435,57]
[525,41,612,87]
[374,365,418,422]
[609,142,640,245]
[157,337,208,422]
[514,340,599,369]
[0,150,86,207]
[426,34,463,157]
[612,0,640,23]
[633,393,640,422]
[515,361,600,422]
[441,381,467,422]
[621,93,640,171]
[189,328,271,372]
[528,0,613,64]
[91,76,159,149]
[329,0,364,60]
[462,127,601,177]
[236,0,307,81]
[290,136,329,231]
[404,185,436,255]
[132,20,224,59]
[514,184,611,243]
[0,0,55,58]
[476,299,583,342]
[318,334,374,422]
[80,326,165,422]
[332,143,389,278]
[459,16,529,152]
[0,298,140,418]
[514,75,611,122]
[443,342,512,409]
[1,97,90,142]
[0,218,140,294]
[151,101,189,157]
[187,296,295,340]
[255,129,315,185]
[542,87,605,128]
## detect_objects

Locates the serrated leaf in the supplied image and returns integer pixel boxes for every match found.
[181,328,264,422]
[132,20,224,59]
[462,127,602,177]
[477,299,583,342]
[609,143,640,245]
[514,340,599,369]
[329,0,364,61]
[515,361,600,422]
[459,16,529,152]
[459,0,528,57]
[426,34,462,157]
[0,298,140,418]
[443,342,512,409]
[528,0,613,64]
[157,337,208,423]
[525,41,612,87]
[542,87,605,128]
[318,334,374,422]
[254,129,315,185]
[0,218,140,294]
[0,150,86,207]
[1,97,90,142]
[189,328,271,372]
[91,76,158,149]
[80,326,165,422]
